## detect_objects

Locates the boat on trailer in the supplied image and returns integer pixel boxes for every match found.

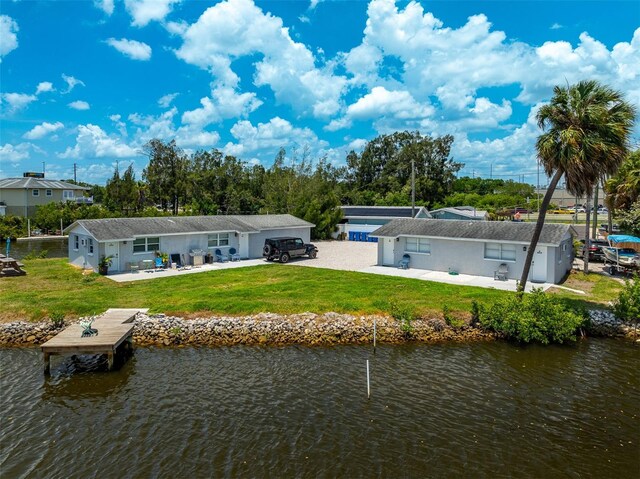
[603,235,640,273]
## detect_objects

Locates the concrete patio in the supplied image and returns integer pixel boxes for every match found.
[106,259,266,282]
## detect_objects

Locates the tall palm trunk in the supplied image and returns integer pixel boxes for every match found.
[519,169,564,292]
[584,194,591,274]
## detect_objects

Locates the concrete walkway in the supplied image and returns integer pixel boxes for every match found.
[106,259,266,283]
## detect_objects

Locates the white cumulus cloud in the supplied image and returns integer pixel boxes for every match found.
[106,37,152,61]
[1,92,37,112]
[176,0,347,118]
[59,124,138,159]
[181,86,262,126]
[23,122,64,140]
[68,100,90,110]
[158,92,179,108]
[0,15,19,60]
[0,143,31,162]
[62,74,85,94]
[125,0,181,27]
[95,0,115,15]
[35,82,55,95]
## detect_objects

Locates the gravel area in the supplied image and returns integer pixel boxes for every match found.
[286,240,378,271]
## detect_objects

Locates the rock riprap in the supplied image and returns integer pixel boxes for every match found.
[0,310,636,346]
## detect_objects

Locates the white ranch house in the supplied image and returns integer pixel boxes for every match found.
[370,218,574,284]
[64,214,313,274]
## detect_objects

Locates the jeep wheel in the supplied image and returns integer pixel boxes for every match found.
[309,250,317,259]
[263,244,272,256]
[280,253,290,263]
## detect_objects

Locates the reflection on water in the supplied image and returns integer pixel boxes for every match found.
[0,340,638,478]
[2,237,68,260]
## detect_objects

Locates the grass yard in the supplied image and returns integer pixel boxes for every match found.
[0,258,623,321]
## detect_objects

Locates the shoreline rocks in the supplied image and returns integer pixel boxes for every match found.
[0,310,636,347]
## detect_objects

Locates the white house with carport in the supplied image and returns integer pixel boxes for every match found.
[370,218,574,284]
[64,214,314,274]
[334,205,431,241]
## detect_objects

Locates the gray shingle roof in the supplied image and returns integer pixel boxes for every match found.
[66,214,314,241]
[0,177,89,190]
[342,206,430,218]
[370,218,573,246]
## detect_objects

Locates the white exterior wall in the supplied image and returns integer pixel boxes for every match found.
[67,226,99,271]
[376,235,571,284]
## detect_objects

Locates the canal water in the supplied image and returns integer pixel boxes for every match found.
[1,340,637,478]
[1,238,67,260]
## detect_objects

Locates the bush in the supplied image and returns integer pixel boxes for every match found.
[388,300,415,337]
[613,276,640,322]
[49,312,65,328]
[478,289,586,344]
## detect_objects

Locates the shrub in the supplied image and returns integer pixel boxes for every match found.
[388,300,415,337]
[442,305,464,327]
[478,289,586,344]
[49,312,65,328]
[470,300,480,327]
[613,276,640,322]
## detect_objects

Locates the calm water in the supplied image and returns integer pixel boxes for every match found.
[1,341,638,478]
[2,238,67,260]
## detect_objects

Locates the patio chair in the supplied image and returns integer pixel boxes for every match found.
[154,257,165,271]
[494,263,508,281]
[398,254,410,270]
[228,247,241,261]
[214,249,227,262]
[128,261,140,273]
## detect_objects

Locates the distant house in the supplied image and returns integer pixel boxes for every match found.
[0,174,91,217]
[64,214,314,273]
[429,206,488,221]
[370,218,574,284]
[335,206,431,241]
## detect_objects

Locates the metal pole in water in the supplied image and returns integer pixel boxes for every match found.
[366,359,370,399]
[373,319,376,354]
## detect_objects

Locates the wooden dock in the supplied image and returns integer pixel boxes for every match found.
[41,308,148,374]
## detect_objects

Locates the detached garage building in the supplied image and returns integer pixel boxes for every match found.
[335,206,431,241]
[64,214,313,273]
[370,218,574,284]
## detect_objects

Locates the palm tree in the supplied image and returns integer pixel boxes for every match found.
[518,80,636,292]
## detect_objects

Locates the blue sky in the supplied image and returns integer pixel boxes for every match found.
[1,0,639,186]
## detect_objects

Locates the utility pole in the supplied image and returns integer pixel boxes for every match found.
[42,161,45,176]
[411,157,415,218]
[490,163,493,179]
[73,163,77,183]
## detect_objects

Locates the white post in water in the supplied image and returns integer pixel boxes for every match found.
[373,319,377,353]
[366,359,370,399]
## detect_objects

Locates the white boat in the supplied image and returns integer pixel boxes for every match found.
[604,235,640,269]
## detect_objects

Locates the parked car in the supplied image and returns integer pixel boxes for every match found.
[514,207,529,214]
[263,237,318,263]
[576,239,608,262]
[550,208,574,214]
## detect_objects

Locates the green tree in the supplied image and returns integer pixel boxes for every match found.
[519,80,636,291]
[605,149,640,212]
[143,139,189,215]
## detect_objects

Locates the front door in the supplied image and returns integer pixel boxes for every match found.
[531,246,547,283]
[105,241,120,272]
[383,238,395,266]
[239,234,249,258]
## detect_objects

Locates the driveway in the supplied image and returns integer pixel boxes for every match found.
[286,240,378,271]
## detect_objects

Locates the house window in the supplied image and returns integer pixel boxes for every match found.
[32,189,40,197]
[74,235,79,251]
[208,233,230,248]
[88,238,94,255]
[46,189,52,196]
[485,243,517,261]
[133,237,160,253]
[63,190,74,200]
[406,237,430,253]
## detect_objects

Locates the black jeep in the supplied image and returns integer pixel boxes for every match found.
[263,237,318,263]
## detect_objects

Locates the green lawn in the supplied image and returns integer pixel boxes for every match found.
[1,258,622,321]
